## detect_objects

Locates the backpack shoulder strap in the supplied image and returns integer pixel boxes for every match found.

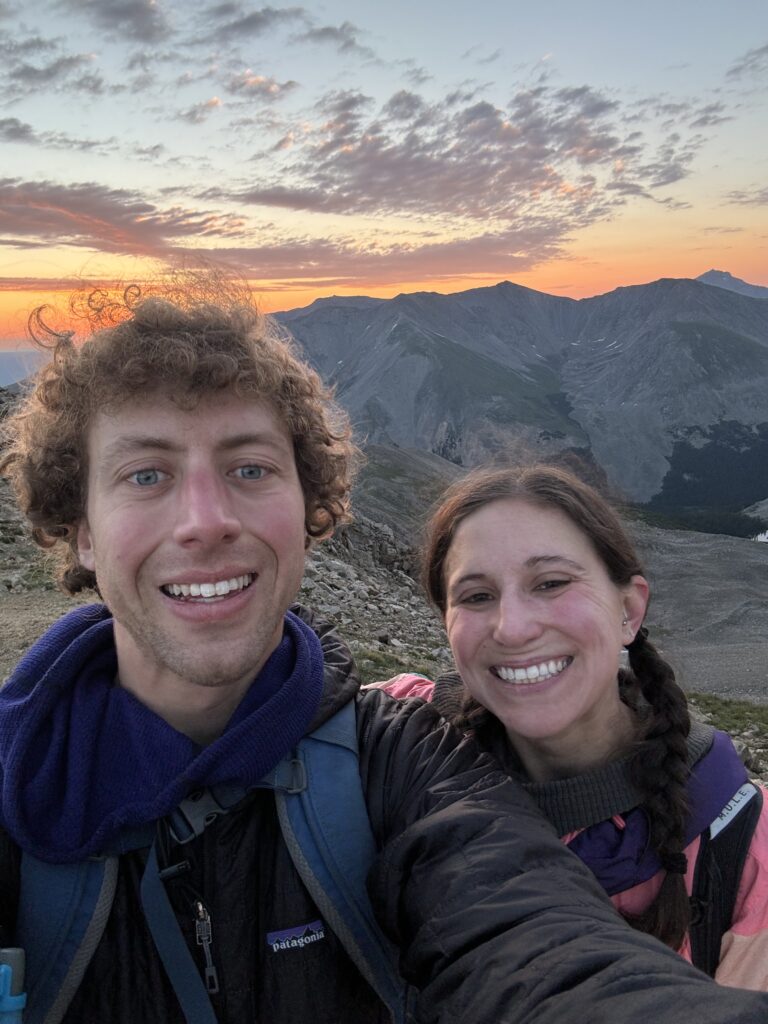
[16,855,118,1024]
[689,781,763,977]
[267,699,409,1024]
[16,701,409,1024]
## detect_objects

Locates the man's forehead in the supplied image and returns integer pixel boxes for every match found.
[88,391,292,456]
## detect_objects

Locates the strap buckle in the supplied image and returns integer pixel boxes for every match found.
[168,787,241,845]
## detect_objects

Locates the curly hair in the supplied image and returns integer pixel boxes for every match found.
[422,464,693,952]
[1,282,359,594]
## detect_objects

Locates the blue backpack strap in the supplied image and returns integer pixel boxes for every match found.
[264,700,409,1024]
[17,702,407,1024]
[689,781,763,977]
[17,855,118,1024]
[139,840,218,1024]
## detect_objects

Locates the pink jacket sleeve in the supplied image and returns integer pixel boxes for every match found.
[365,674,436,701]
[714,784,768,990]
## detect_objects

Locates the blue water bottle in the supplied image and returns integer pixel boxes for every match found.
[0,949,25,1022]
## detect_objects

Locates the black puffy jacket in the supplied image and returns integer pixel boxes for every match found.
[2,612,768,1023]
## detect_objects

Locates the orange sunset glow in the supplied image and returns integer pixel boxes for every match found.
[0,3,765,347]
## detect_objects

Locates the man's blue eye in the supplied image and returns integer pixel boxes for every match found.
[131,469,162,486]
[236,465,265,480]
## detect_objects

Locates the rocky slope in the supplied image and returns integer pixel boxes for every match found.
[278,277,768,509]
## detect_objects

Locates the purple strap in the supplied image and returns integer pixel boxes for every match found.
[568,730,747,895]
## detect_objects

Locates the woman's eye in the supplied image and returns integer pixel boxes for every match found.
[536,578,569,592]
[129,468,167,486]
[461,591,493,605]
[234,465,266,480]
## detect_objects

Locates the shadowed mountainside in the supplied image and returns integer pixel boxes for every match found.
[278,277,768,511]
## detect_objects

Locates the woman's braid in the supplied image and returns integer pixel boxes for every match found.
[625,627,692,950]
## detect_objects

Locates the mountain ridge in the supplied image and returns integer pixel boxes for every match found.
[277,274,768,509]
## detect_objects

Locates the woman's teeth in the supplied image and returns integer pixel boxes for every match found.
[494,657,570,684]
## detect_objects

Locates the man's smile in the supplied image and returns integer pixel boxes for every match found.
[160,573,256,601]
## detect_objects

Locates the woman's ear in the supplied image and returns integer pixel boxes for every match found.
[622,575,650,644]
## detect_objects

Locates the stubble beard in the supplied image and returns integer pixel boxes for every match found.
[118,605,286,690]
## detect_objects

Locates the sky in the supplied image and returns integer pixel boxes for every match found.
[0,0,766,344]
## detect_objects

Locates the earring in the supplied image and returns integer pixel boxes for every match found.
[622,618,628,626]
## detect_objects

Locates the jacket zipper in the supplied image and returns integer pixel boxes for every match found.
[194,900,220,994]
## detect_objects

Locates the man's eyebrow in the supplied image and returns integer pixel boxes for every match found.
[99,435,177,464]
[98,431,291,464]
[216,432,291,453]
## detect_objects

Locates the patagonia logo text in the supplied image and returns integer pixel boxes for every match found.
[267,919,326,952]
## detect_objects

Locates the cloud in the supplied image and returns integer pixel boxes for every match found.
[462,46,502,66]
[635,132,703,187]
[0,118,37,143]
[727,42,768,78]
[227,71,297,100]
[397,60,431,86]
[232,82,688,226]
[207,4,306,42]
[8,53,92,87]
[0,30,59,59]
[177,97,222,124]
[0,118,115,153]
[382,90,429,123]
[134,143,166,159]
[725,186,768,205]
[190,224,569,288]
[292,20,376,60]
[0,178,247,257]
[57,0,171,43]
[689,102,732,128]
[478,49,502,65]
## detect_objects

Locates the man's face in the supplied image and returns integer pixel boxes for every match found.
[77,392,307,700]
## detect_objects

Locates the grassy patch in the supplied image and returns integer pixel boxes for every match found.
[351,644,439,685]
[687,691,768,740]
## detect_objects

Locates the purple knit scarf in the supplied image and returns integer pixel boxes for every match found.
[0,604,325,863]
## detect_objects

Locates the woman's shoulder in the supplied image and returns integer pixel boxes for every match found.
[362,674,436,700]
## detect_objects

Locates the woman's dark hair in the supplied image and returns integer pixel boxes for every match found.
[423,464,692,951]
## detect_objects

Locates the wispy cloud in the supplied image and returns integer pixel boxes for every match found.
[58,0,171,43]
[0,179,247,256]
[725,185,768,205]
[8,53,93,87]
[177,96,222,124]
[292,20,376,60]
[0,117,115,152]
[227,70,297,100]
[0,29,59,59]
[727,42,768,79]
[206,4,305,43]
[462,45,502,66]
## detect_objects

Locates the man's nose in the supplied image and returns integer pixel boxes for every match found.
[491,591,544,647]
[173,470,242,547]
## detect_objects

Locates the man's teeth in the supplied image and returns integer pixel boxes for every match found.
[163,574,254,600]
[495,658,570,684]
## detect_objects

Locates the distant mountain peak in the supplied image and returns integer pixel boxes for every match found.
[697,270,768,300]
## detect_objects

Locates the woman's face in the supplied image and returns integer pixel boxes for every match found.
[443,498,648,773]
